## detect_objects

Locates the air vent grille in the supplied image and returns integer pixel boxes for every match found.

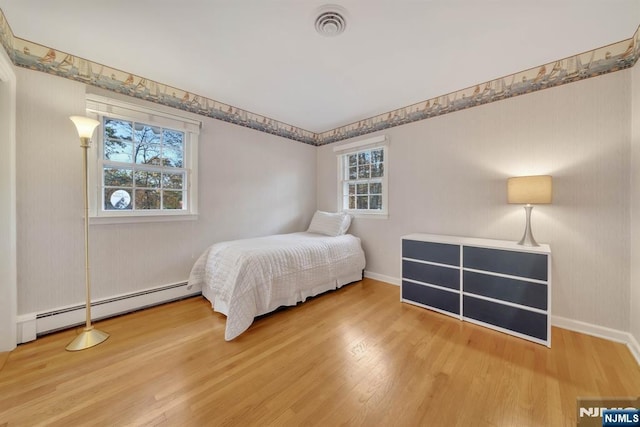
[315,10,346,36]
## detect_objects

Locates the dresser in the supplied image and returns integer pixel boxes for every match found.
[401,234,551,347]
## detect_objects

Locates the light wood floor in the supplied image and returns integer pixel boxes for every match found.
[1,279,639,426]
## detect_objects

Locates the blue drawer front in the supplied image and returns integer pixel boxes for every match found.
[402,281,460,315]
[463,295,547,341]
[463,246,547,281]
[463,271,547,310]
[402,240,460,266]
[403,260,460,290]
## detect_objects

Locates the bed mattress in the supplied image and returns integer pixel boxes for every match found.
[188,232,366,340]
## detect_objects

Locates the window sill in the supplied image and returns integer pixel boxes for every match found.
[89,213,198,225]
[345,211,388,220]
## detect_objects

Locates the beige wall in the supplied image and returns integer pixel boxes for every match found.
[318,70,632,331]
[631,62,640,344]
[12,58,640,342]
[16,68,317,315]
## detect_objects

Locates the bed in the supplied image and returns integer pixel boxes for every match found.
[188,212,366,340]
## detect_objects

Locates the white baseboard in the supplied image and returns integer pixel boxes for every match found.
[16,313,36,344]
[628,334,640,366]
[16,281,200,344]
[551,315,631,344]
[364,270,400,286]
[550,315,640,366]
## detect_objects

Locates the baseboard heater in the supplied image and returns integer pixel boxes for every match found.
[17,281,201,343]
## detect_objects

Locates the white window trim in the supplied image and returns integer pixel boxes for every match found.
[0,44,18,350]
[85,94,201,224]
[334,134,389,219]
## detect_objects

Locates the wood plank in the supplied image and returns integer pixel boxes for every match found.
[0,352,9,373]
[0,279,638,426]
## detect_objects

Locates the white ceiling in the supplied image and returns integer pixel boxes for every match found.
[1,1,639,133]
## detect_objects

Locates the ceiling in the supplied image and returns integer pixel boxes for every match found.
[1,1,639,133]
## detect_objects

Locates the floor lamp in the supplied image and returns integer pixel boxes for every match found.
[66,116,109,351]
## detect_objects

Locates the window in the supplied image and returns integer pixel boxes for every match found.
[335,135,388,218]
[86,94,200,222]
[102,118,186,211]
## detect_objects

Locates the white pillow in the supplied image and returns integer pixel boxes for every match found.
[307,211,351,236]
[339,213,352,235]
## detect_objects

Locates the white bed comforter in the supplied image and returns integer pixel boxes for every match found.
[188,232,366,340]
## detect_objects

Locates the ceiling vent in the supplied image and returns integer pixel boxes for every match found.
[315,6,347,37]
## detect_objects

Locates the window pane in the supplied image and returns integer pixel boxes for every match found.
[371,163,384,178]
[348,184,356,195]
[104,118,132,141]
[356,183,368,195]
[104,188,132,210]
[163,190,184,209]
[104,140,133,163]
[163,172,184,189]
[370,182,382,194]
[349,196,356,209]
[358,165,370,179]
[104,167,133,186]
[357,196,368,209]
[135,143,162,165]
[162,130,184,167]
[135,189,161,209]
[349,167,357,180]
[371,149,384,163]
[348,154,357,167]
[358,151,371,165]
[370,195,382,210]
[134,170,161,188]
[162,145,183,167]
[134,124,161,144]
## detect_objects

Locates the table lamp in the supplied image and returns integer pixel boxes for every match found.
[507,175,552,247]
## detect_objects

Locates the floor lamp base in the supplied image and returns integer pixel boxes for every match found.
[66,326,109,351]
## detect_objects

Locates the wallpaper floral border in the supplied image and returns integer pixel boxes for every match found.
[0,9,317,146]
[317,30,640,145]
[0,8,638,146]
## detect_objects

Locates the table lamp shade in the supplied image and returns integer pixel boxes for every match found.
[507,175,552,205]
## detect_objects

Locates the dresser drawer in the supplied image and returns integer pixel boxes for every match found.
[401,233,551,346]
[402,281,460,315]
[463,270,547,310]
[463,246,547,281]
[463,295,547,341]
[402,239,459,266]
[402,260,460,290]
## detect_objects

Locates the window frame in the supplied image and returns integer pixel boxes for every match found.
[334,135,389,219]
[85,94,200,224]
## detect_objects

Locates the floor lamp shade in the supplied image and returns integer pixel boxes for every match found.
[69,116,100,140]
[507,175,552,246]
[66,115,109,351]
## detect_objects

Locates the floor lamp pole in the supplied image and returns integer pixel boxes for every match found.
[66,117,109,351]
